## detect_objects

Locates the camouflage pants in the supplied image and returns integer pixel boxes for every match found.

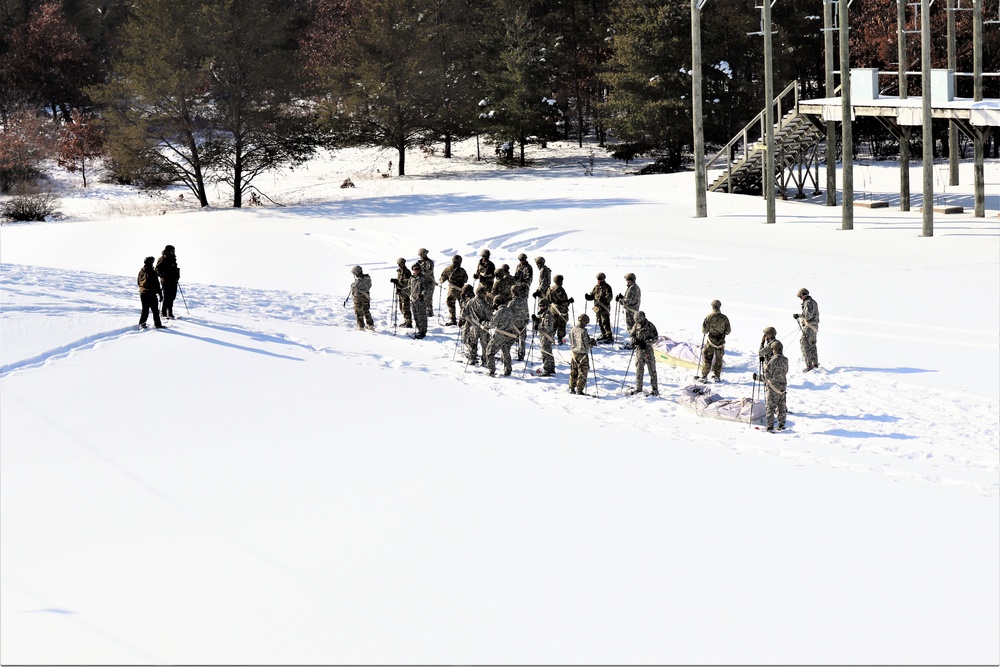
[554,311,568,343]
[766,383,787,427]
[634,344,658,393]
[701,341,725,378]
[425,287,435,317]
[397,290,412,325]
[569,352,589,392]
[353,297,374,329]
[463,325,480,363]
[446,289,461,321]
[539,332,555,374]
[487,335,515,375]
[411,299,428,335]
[595,306,612,339]
[515,323,528,360]
[624,309,636,333]
[800,324,819,368]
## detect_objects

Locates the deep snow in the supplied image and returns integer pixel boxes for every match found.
[1,142,998,664]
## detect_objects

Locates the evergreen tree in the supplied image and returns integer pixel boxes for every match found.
[425,0,480,158]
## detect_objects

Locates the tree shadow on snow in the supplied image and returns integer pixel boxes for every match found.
[816,429,917,440]
[832,366,936,375]
[162,327,304,361]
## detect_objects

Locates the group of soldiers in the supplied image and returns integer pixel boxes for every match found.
[348,249,820,433]
[136,245,181,329]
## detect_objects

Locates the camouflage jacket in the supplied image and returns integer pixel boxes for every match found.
[759,336,776,359]
[569,325,593,355]
[351,274,372,301]
[464,295,493,328]
[546,285,569,314]
[589,281,613,313]
[492,275,515,302]
[514,261,533,287]
[474,257,495,281]
[763,353,789,391]
[702,311,731,344]
[418,257,435,282]
[439,265,468,292]
[623,283,641,313]
[536,265,551,294]
[490,304,518,335]
[138,266,161,295]
[629,319,658,347]
[510,293,530,327]
[409,272,432,302]
[800,296,820,328]
[395,265,412,291]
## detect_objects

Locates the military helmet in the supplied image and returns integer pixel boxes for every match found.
[554,274,563,284]
[624,272,636,281]
[452,255,462,264]
[535,256,545,265]
[518,253,528,261]
[770,340,784,354]
[480,249,490,257]
[461,284,474,296]
[578,313,590,325]
[596,272,606,280]
[164,245,175,253]
[144,256,155,265]
[711,299,722,310]
[492,295,505,306]
[636,310,646,322]
[475,285,488,297]
[418,248,428,256]
[397,257,407,265]
[412,263,422,271]
[797,288,810,298]
[763,326,777,336]
[351,265,363,276]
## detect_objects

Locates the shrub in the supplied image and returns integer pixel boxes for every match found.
[1,185,60,221]
[0,108,57,193]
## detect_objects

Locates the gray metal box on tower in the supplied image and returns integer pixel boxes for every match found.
[930,69,955,103]
[850,68,879,102]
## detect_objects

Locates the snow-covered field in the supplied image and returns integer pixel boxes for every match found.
[2,142,998,664]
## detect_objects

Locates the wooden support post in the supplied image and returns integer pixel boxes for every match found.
[692,0,707,218]
[839,0,853,229]
[921,0,934,237]
[825,0,837,206]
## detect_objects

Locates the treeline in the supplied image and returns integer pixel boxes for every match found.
[1,0,996,207]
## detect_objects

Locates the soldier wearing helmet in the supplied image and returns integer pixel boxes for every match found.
[585,272,614,343]
[628,311,659,397]
[754,338,789,432]
[349,265,374,331]
[461,285,494,365]
[759,326,777,362]
[485,294,517,376]
[473,249,496,292]
[438,255,468,325]
[616,272,641,340]
[514,253,533,289]
[545,274,571,344]
[568,313,596,394]
[155,245,180,319]
[409,263,432,338]
[533,256,551,297]
[700,299,731,382]
[391,258,413,328]
[793,288,820,371]
[416,249,435,318]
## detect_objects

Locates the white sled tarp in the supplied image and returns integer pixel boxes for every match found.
[653,335,702,370]
[677,384,766,423]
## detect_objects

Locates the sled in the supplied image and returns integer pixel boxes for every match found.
[676,384,766,423]
[653,335,702,370]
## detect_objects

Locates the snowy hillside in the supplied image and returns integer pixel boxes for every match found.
[2,142,998,664]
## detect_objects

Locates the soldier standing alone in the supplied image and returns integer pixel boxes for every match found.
[794,288,820,371]
[349,265,374,331]
[700,299,731,382]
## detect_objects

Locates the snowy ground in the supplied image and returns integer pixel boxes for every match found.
[2,141,999,664]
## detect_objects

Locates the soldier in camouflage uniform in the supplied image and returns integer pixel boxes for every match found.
[754,339,788,432]
[137,256,164,329]
[417,248,435,317]
[700,299,731,381]
[438,255,468,325]
[409,263,432,338]
[391,258,413,328]
[531,296,556,376]
[794,287,820,371]
[486,295,518,376]
[510,283,530,361]
[473,249,496,292]
[533,256,551,298]
[628,311,659,396]
[585,272,614,342]
[568,314,595,394]
[491,264,515,304]
[616,273,641,341]
[349,265,375,330]
[758,326,777,362]
[462,285,493,364]
[514,253,533,289]
[546,274,571,344]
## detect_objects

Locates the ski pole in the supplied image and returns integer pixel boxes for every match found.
[178,284,190,315]
[521,325,536,378]
[620,345,636,391]
[695,332,706,380]
[589,343,599,398]
[391,282,398,335]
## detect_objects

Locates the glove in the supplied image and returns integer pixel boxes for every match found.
[753,373,759,381]
[615,293,623,302]
[568,297,575,304]
[473,273,480,280]
[585,293,594,301]
[531,314,539,326]
[390,278,398,285]
[793,313,800,319]
[758,355,765,363]
[532,290,541,299]
[458,318,465,327]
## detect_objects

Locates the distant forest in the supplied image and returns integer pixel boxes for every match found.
[1,0,997,206]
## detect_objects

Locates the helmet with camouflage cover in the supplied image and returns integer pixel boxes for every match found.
[554,274,563,285]
[624,272,636,281]
[711,299,721,311]
[397,257,407,266]
[418,248,428,257]
[797,288,809,298]
[475,285,488,297]
[596,272,606,280]
[492,295,505,307]
[577,314,590,325]
[452,254,462,264]
[770,339,784,354]
[480,249,491,258]
[636,310,646,322]
[518,253,528,261]
[535,256,545,266]
[351,265,363,276]
[763,326,776,336]
[412,263,422,272]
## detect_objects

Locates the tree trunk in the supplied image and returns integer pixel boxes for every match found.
[397,136,406,175]
[184,129,209,207]
[444,132,452,158]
